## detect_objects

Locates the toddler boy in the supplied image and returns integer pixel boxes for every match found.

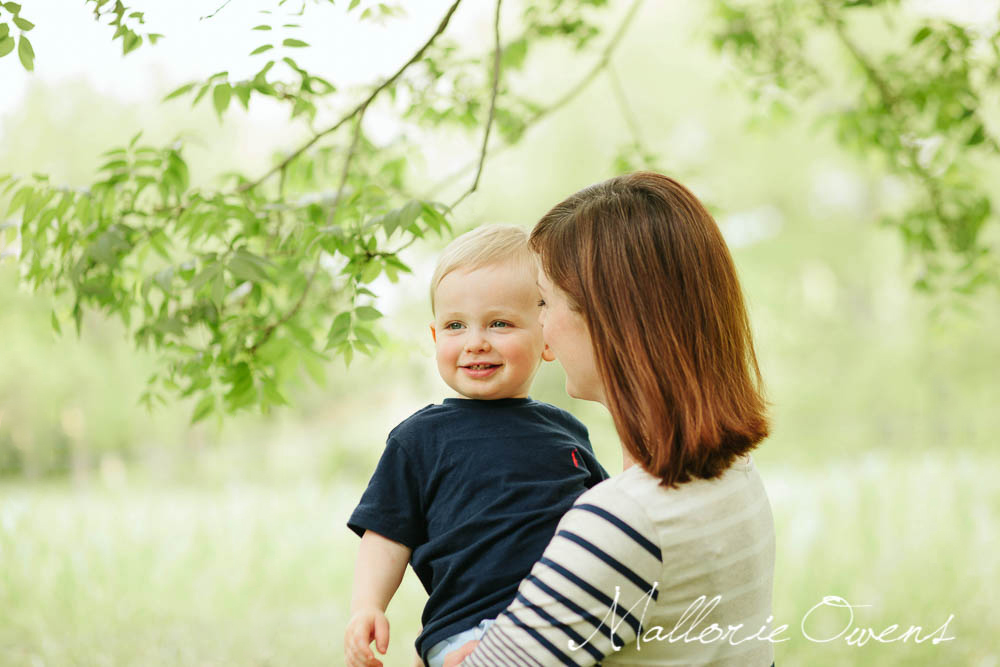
[344,224,607,667]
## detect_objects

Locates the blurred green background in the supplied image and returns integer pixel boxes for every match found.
[1,2,998,666]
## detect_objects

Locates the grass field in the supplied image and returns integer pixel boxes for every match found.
[1,453,997,666]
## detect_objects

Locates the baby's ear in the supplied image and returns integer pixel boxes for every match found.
[429,323,437,343]
[542,344,555,362]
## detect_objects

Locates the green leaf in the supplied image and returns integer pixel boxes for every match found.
[261,378,288,406]
[282,38,309,48]
[192,82,211,106]
[326,311,351,346]
[252,24,272,30]
[13,16,33,31]
[189,262,221,293]
[250,44,273,55]
[967,124,985,146]
[354,305,382,321]
[0,36,12,58]
[0,23,8,39]
[17,33,33,71]
[153,267,174,293]
[354,325,379,346]
[7,185,32,215]
[211,272,226,306]
[212,82,232,117]
[50,311,61,335]
[22,189,54,224]
[234,84,251,109]
[349,0,361,9]
[502,38,528,70]
[163,82,195,101]
[912,26,932,45]
[122,31,142,55]
[228,249,272,283]
[100,159,128,172]
[360,260,381,284]
[3,3,22,14]
[190,394,215,424]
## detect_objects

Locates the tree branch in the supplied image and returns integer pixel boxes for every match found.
[425,0,644,202]
[200,0,235,21]
[448,0,503,211]
[819,1,949,224]
[606,61,643,148]
[251,104,372,356]
[240,0,464,193]
[335,108,367,207]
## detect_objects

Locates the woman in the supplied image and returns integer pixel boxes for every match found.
[450,172,775,666]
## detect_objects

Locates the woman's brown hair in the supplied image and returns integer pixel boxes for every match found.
[529,172,768,487]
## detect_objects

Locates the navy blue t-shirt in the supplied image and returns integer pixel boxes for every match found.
[347,397,608,661]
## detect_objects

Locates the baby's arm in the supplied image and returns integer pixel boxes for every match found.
[344,530,412,667]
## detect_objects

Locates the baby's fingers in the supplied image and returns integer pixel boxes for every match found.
[345,627,379,667]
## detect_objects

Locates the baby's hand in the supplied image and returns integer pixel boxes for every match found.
[344,608,390,667]
[443,640,479,667]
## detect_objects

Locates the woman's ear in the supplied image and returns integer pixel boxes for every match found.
[429,323,437,343]
[542,344,555,362]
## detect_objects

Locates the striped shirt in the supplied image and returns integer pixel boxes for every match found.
[464,457,775,666]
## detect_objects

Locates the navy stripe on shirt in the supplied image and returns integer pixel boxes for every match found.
[492,632,542,667]
[504,610,578,666]
[556,530,660,602]
[515,591,605,662]
[572,503,662,560]
[525,574,626,650]
[479,633,533,667]
[539,557,644,635]
[493,629,543,667]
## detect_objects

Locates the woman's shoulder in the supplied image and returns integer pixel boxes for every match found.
[564,465,666,562]
[572,455,769,541]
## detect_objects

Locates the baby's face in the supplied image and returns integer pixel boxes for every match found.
[431,261,551,400]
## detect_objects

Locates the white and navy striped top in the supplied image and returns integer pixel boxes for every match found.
[464,457,775,666]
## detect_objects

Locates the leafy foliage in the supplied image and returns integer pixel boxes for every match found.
[0,0,634,422]
[3,0,997,423]
[711,0,1000,294]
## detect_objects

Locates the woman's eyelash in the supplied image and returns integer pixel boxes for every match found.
[537,299,546,307]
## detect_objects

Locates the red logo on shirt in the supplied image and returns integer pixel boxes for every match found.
[571,449,579,468]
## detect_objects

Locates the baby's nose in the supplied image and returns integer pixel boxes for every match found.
[465,332,491,352]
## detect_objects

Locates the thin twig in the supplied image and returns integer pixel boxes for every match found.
[819,1,949,223]
[606,61,643,148]
[385,234,420,257]
[335,107,367,206]
[448,0,503,211]
[240,0,464,193]
[252,102,371,354]
[425,0,644,201]
[200,0,234,21]
[249,254,321,355]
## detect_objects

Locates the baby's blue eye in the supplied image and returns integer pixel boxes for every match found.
[445,322,464,330]
[490,320,511,328]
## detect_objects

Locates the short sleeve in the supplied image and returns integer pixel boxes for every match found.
[578,446,609,489]
[347,437,427,549]
[464,480,663,666]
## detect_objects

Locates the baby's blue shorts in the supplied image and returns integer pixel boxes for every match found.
[425,619,495,667]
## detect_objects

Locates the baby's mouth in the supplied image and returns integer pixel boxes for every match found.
[463,363,500,370]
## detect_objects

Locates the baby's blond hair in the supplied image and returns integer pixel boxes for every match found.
[430,224,535,314]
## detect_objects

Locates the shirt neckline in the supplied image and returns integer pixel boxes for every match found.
[442,397,535,409]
